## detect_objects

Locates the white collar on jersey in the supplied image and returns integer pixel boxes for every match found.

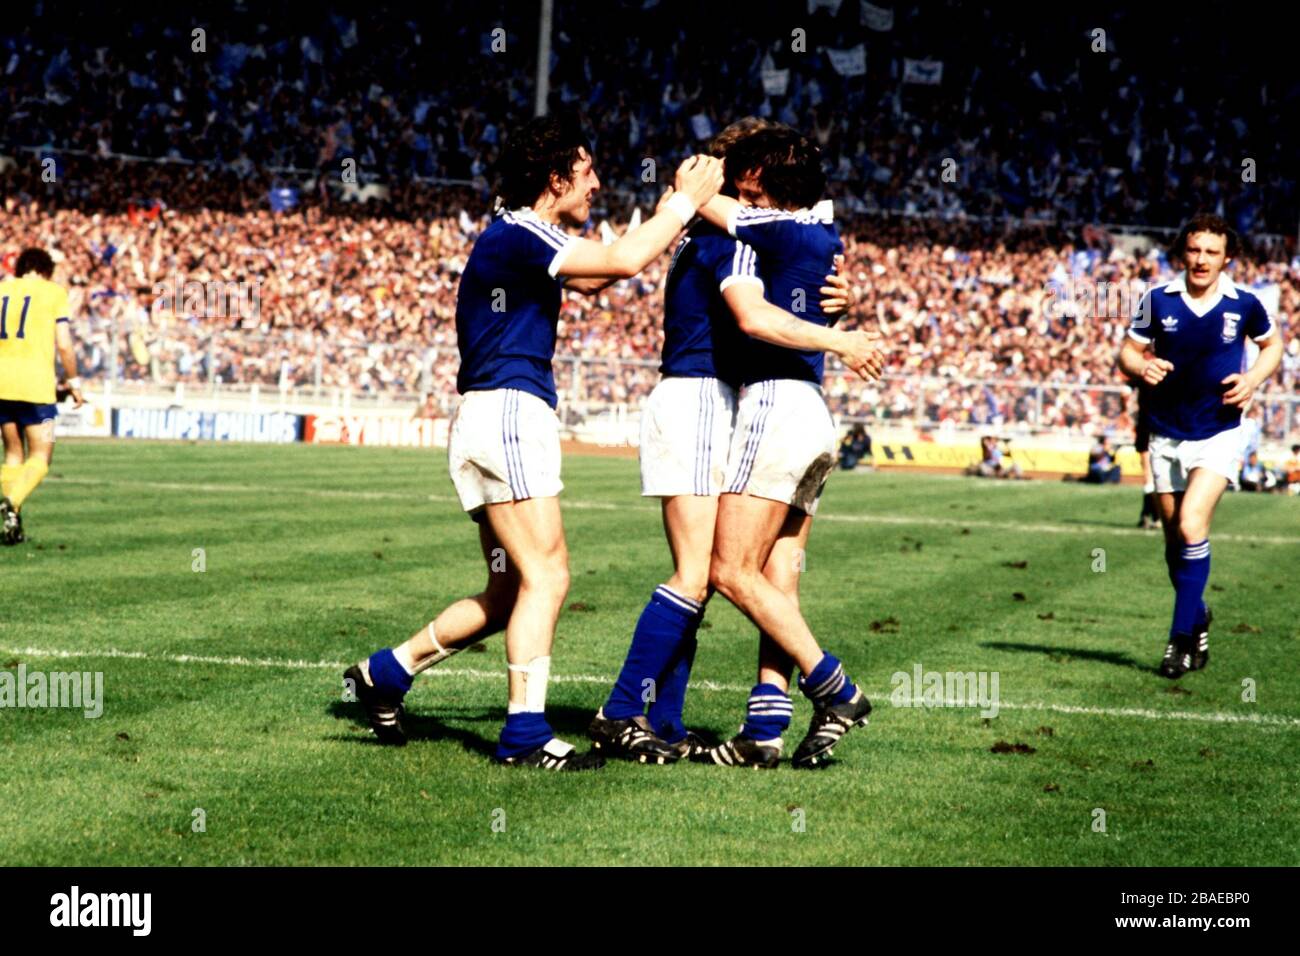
[739,199,835,222]
[1163,271,1239,299]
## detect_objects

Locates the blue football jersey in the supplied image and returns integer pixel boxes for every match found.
[660,221,761,388]
[455,209,578,408]
[726,202,844,386]
[1127,273,1274,441]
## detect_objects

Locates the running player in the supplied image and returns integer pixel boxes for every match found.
[1,249,85,546]
[343,113,724,769]
[1117,215,1283,678]
[683,125,879,768]
[587,118,883,764]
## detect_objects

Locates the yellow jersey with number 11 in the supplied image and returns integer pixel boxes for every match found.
[0,275,70,404]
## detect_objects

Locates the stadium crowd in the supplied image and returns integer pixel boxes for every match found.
[2,194,1297,439]
[2,1,1298,439]
[2,1,1295,231]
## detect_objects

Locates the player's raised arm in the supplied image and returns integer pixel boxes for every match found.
[696,193,741,233]
[722,281,885,381]
[555,156,723,280]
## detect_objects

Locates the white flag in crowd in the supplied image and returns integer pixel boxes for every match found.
[762,67,790,95]
[827,44,867,77]
[902,58,943,85]
[860,2,894,31]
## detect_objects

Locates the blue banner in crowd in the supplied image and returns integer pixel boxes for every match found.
[112,408,303,444]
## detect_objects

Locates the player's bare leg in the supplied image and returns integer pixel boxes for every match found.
[661,493,718,604]
[756,508,812,692]
[695,507,807,768]
[481,496,569,698]
[707,493,869,768]
[710,492,822,672]
[390,519,520,675]
[479,496,598,767]
[593,493,716,763]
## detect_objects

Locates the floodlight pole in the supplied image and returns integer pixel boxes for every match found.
[535,0,553,117]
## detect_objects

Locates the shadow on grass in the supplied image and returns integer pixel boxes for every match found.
[981,641,1158,675]
[326,700,600,757]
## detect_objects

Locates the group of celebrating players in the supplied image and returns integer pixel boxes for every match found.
[0,109,1280,771]
[344,115,883,769]
[341,112,1283,770]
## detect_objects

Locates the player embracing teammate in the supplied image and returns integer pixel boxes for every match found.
[587,120,883,767]
[591,123,887,769]
[1117,215,1283,678]
[345,113,724,769]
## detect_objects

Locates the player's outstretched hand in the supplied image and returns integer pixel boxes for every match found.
[674,155,724,209]
[1220,372,1256,408]
[820,255,853,316]
[841,330,886,381]
[1142,357,1173,386]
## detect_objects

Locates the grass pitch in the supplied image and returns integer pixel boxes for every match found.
[1,440,1298,866]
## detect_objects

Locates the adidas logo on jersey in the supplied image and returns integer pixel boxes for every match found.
[1161,315,1178,331]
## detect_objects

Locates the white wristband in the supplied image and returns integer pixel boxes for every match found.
[67,377,82,390]
[664,192,698,227]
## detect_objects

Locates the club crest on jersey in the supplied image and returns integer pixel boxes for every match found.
[1221,312,1240,341]
[1160,315,1178,332]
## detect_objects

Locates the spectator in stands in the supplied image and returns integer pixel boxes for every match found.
[1238,451,1271,492]
[838,424,872,470]
[1083,433,1122,484]
[1283,445,1300,496]
[970,435,1024,479]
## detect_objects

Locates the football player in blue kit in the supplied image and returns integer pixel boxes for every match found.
[688,125,884,769]
[344,113,724,769]
[587,118,884,764]
[1118,215,1283,678]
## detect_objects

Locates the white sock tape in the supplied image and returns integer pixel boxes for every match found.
[506,655,551,712]
[411,623,456,675]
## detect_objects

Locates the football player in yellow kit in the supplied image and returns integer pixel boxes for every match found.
[0,248,84,545]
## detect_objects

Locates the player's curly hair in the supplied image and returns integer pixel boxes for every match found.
[709,116,773,198]
[14,248,55,278]
[1169,214,1240,261]
[494,113,592,211]
[708,116,773,159]
[723,125,826,210]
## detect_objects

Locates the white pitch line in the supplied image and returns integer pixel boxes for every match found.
[49,476,1300,544]
[2,644,1296,730]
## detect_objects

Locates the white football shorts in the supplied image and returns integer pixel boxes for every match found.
[639,376,738,497]
[448,388,563,515]
[723,379,838,515]
[1149,426,1243,494]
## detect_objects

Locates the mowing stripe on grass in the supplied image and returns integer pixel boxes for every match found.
[49,476,1300,545]
[3,643,1296,730]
